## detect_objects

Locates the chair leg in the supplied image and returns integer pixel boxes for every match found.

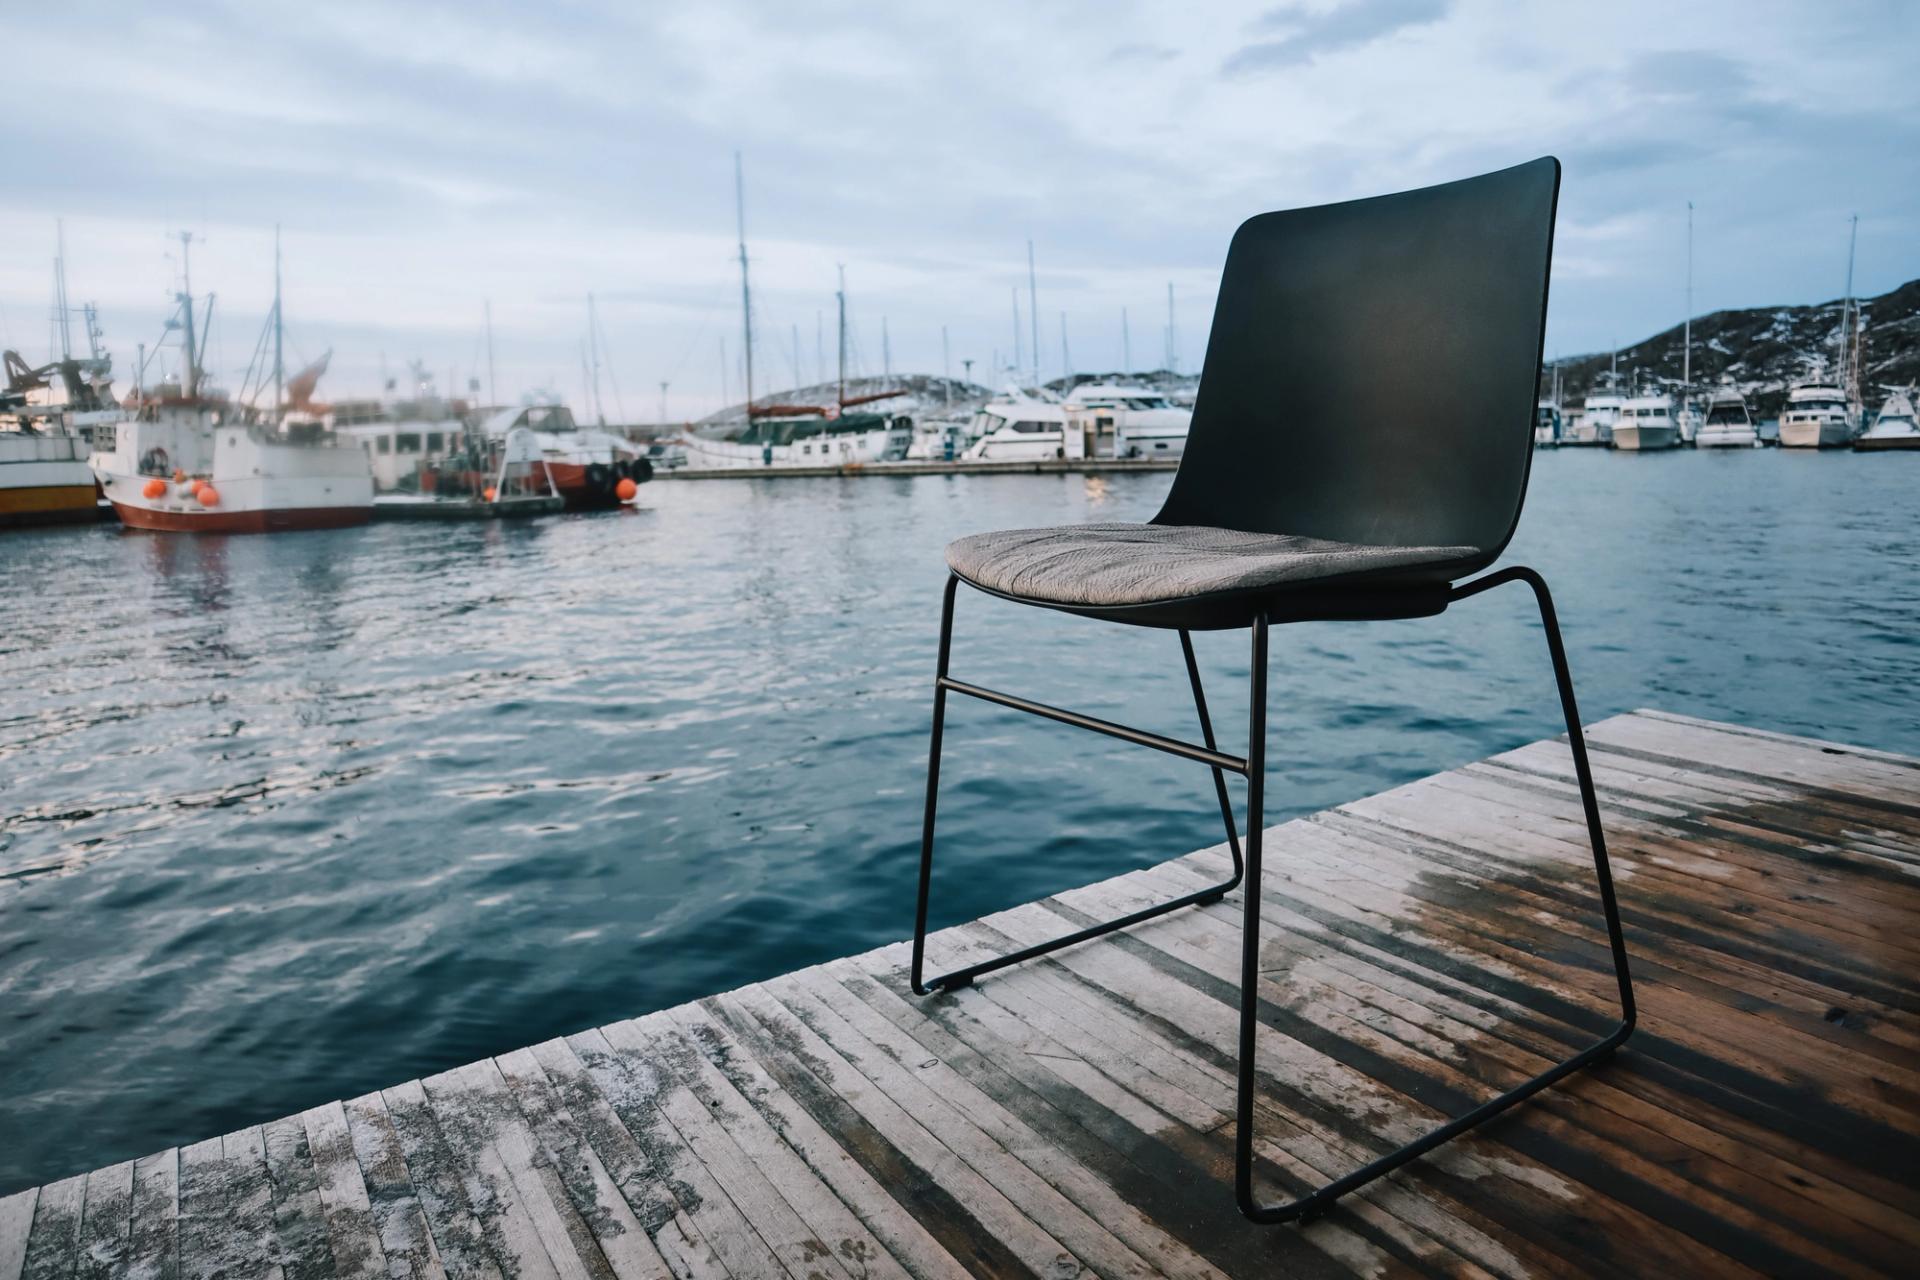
[1234,567,1636,1224]
[910,577,1246,996]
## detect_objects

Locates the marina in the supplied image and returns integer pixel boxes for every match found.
[3,709,1916,1277]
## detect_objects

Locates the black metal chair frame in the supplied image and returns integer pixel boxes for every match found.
[909,565,1635,1223]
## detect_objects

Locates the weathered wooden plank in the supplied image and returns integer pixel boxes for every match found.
[490,1047,673,1280]
[563,1025,788,1280]
[260,1118,336,1280]
[126,1151,179,1280]
[413,1065,567,1280]
[340,1092,447,1280]
[598,1015,859,1280]
[301,1101,390,1280]
[375,1082,506,1280]
[520,1038,725,1280]
[175,1138,230,1280]
[0,1190,40,1280]
[18,1174,82,1280]
[73,1160,133,1280]
[220,1129,287,1280]
[664,1002,972,1280]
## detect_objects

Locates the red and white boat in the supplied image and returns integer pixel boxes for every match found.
[476,402,650,508]
[91,234,374,534]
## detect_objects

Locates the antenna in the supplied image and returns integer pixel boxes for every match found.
[962,357,974,387]
[942,325,950,408]
[1026,240,1039,388]
[734,151,753,419]
[882,316,891,379]
[176,230,200,397]
[484,299,497,407]
[659,380,669,426]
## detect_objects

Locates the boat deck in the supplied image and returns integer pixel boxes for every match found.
[4,709,1917,1278]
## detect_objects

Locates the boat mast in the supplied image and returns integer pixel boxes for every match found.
[1059,312,1070,381]
[1683,201,1692,393]
[941,325,950,409]
[1122,306,1131,375]
[1165,283,1177,374]
[588,292,605,425]
[734,151,753,419]
[1841,213,1859,412]
[273,224,284,423]
[484,300,497,407]
[836,265,847,408]
[1010,287,1021,381]
[178,231,199,398]
[1026,240,1039,389]
[53,219,72,362]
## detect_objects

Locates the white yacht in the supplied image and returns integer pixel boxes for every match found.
[962,392,1073,461]
[1853,389,1918,451]
[1778,382,1856,448]
[1695,390,1760,448]
[1566,392,1619,446]
[1533,402,1562,447]
[1062,383,1191,459]
[1611,395,1681,451]
[680,406,911,470]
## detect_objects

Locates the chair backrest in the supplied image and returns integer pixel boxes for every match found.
[1154,157,1560,569]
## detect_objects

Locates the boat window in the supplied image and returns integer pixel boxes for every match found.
[396,433,422,453]
[376,436,391,454]
[1013,420,1049,434]
[427,432,445,451]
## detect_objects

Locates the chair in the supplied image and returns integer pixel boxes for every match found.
[908,157,1636,1224]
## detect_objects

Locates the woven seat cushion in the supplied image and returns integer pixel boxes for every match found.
[946,522,1478,609]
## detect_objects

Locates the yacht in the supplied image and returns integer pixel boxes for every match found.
[1566,391,1619,446]
[1695,389,1760,449]
[962,392,1072,461]
[93,238,374,533]
[1853,389,1919,451]
[1778,381,1855,449]
[1062,382,1191,458]
[1611,394,1681,451]
[679,405,911,469]
[1533,401,1562,447]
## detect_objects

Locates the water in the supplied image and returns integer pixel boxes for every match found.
[1,449,1914,1192]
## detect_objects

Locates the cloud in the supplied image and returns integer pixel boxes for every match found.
[1224,0,1450,74]
[1106,42,1179,65]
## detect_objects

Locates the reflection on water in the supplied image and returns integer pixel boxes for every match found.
[0,450,1915,1190]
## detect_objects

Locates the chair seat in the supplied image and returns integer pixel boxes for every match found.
[946,521,1478,612]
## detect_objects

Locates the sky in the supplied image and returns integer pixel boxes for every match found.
[2,0,1915,420]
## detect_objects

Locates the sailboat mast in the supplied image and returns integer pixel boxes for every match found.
[1010,287,1021,380]
[734,151,753,419]
[588,292,605,425]
[1026,240,1039,389]
[1683,201,1692,391]
[1165,283,1177,374]
[1059,312,1070,381]
[1842,213,1859,410]
[1122,306,1131,375]
[273,225,284,421]
[882,316,890,379]
[836,265,847,407]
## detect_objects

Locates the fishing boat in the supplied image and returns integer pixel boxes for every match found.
[679,156,911,471]
[1853,388,1919,451]
[1777,381,1856,448]
[0,235,124,527]
[330,362,471,492]
[92,233,374,533]
[1062,383,1191,458]
[1695,389,1760,448]
[475,402,651,504]
[1533,401,1562,447]
[1611,394,1682,451]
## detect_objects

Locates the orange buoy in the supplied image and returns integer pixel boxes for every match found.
[172,468,186,483]
[615,476,638,501]
[482,486,498,502]
[142,477,167,499]
[195,484,220,508]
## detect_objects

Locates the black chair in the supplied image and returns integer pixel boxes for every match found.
[908,157,1635,1224]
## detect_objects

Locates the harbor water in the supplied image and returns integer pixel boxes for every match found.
[1,449,1915,1192]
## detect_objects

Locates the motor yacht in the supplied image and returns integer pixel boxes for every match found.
[1695,389,1760,449]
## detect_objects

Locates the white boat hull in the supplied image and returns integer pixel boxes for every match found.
[963,432,1066,461]
[1779,419,1852,449]
[680,425,906,469]
[1611,424,1679,451]
[1,433,98,526]
[1695,426,1759,448]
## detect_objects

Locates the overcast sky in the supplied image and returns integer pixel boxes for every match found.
[2,0,1914,418]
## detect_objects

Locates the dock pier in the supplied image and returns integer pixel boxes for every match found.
[659,457,1180,481]
[3,709,1916,1277]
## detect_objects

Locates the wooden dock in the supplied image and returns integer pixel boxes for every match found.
[660,457,1179,480]
[4,709,1916,1278]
